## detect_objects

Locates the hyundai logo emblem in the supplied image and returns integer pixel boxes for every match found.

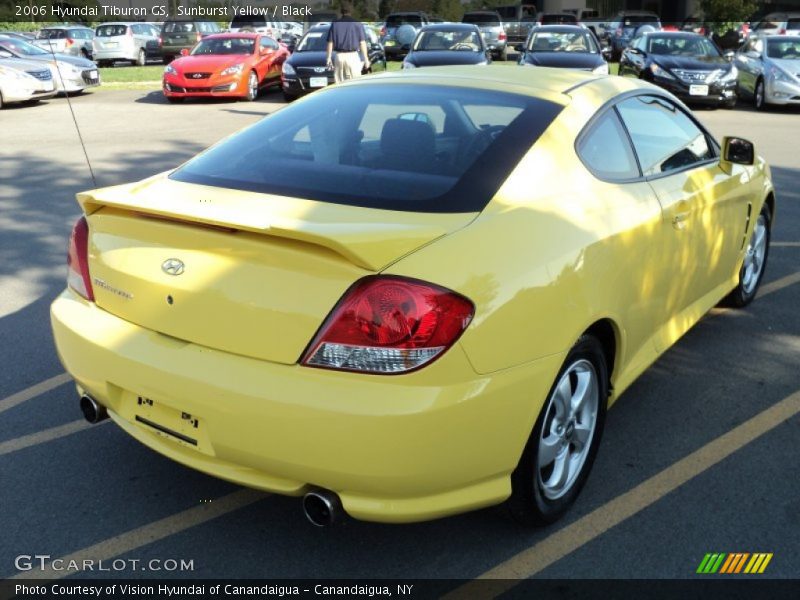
[161,258,185,276]
[313,67,326,73]
[191,73,203,79]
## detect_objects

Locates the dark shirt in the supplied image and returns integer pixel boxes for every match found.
[326,16,365,52]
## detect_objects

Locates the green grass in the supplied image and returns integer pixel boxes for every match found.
[95,58,619,89]
[99,65,164,83]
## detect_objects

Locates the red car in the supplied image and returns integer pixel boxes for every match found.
[162,32,288,103]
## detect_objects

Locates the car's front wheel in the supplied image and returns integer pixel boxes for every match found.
[725,203,771,307]
[136,49,146,66]
[244,71,258,101]
[754,78,767,111]
[508,335,608,525]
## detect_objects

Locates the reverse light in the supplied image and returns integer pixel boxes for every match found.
[302,276,474,374]
[67,216,94,301]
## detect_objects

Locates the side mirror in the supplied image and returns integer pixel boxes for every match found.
[720,136,754,173]
[179,48,189,56]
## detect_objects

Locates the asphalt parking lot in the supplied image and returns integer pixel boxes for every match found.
[1,87,799,587]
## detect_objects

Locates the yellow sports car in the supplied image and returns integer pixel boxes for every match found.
[51,66,774,526]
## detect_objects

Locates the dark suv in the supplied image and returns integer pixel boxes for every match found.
[381,12,430,59]
[462,11,508,60]
[607,11,661,59]
[159,20,221,63]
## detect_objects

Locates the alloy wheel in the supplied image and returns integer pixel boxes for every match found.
[536,359,599,500]
[742,214,768,295]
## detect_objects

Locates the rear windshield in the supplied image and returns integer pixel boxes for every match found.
[463,14,501,26]
[96,25,128,37]
[387,15,423,27]
[37,29,66,39]
[788,18,800,30]
[541,14,578,24]
[171,85,561,213]
[231,15,267,27]
[163,22,196,33]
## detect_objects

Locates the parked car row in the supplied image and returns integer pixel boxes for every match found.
[0,33,99,108]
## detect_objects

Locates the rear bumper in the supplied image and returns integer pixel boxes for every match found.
[93,48,137,62]
[51,289,562,523]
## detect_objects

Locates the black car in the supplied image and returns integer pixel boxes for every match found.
[280,24,386,101]
[517,25,609,73]
[619,32,737,108]
[402,24,490,69]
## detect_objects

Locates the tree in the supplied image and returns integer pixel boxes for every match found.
[700,0,757,35]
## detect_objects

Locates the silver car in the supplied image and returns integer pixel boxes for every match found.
[93,22,161,66]
[750,12,800,37]
[736,35,800,109]
[0,55,57,109]
[462,11,508,60]
[33,26,95,59]
[0,35,99,93]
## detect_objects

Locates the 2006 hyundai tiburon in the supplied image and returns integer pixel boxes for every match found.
[51,66,775,526]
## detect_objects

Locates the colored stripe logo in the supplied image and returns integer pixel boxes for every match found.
[697,552,773,574]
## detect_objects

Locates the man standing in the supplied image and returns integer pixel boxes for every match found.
[325,1,370,83]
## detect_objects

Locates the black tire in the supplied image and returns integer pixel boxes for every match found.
[724,203,771,308]
[495,46,508,61]
[166,96,184,104]
[508,335,608,526]
[0,91,5,110]
[136,49,146,66]
[754,78,767,111]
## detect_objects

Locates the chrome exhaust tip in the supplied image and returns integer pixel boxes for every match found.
[302,489,342,527]
[80,394,108,424]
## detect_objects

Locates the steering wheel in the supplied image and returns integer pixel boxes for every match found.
[459,125,505,166]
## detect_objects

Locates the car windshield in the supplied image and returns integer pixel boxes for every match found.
[766,38,800,59]
[463,14,501,26]
[296,30,330,52]
[527,31,597,53]
[414,30,483,51]
[0,37,49,55]
[37,29,66,39]
[171,84,562,213]
[387,15,422,27]
[191,37,255,55]
[646,35,720,57]
[96,25,128,37]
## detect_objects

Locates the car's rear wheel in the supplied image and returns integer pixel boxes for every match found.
[136,49,146,66]
[508,335,608,525]
[245,71,258,101]
[724,204,771,308]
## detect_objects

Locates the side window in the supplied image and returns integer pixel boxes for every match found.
[265,37,279,50]
[131,25,142,35]
[577,109,639,180]
[616,95,715,177]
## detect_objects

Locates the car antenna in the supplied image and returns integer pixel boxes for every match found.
[46,39,97,188]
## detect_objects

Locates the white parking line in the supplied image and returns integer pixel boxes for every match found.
[771,241,800,247]
[0,419,103,458]
[759,271,800,297]
[9,488,266,580]
[0,372,71,416]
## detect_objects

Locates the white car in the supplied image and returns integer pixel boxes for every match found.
[0,55,57,109]
[0,35,99,94]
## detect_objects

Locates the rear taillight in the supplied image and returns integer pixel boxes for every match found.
[778,28,786,35]
[302,276,474,374]
[66,37,74,46]
[127,27,133,37]
[499,31,507,41]
[157,36,162,46]
[67,216,94,301]
[380,26,386,36]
